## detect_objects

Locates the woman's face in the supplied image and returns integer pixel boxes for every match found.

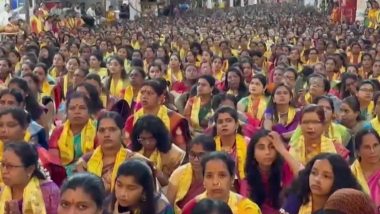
[140,85,161,110]
[148,66,163,79]
[138,130,157,151]
[21,64,32,76]
[117,48,128,59]
[108,59,122,75]
[309,77,325,97]
[300,112,324,141]
[325,60,336,72]
[339,102,358,126]
[0,94,20,109]
[33,66,46,83]
[189,144,207,171]
[202,51,211,63]
[358,133,380,164]
[97,118,122,151]
[0,113,25,143]
[53,54,65,67]
[185,66,198,80]
[249,78,264,96]
[58,187,102,214]
[309,159,334,197]
[212,58,223,72]
[8,52,19,64]
[89,56,100,68]
[1,150,32,187]
[169,55,180,69]
[356,83,374,103]
[227,72,240,90]
[197,78,213,96]
[129,69,144,87]
[254,136,277,169]
[216,112,238,136]
[66,58,80,73]
[186,52,195,63]
[344,77,357,94]
[317,99,333,122]
[203,159,233,200]
[156,48,166,58]
[115,175,144,208]
[273,69,284,84]
[273,86,291,105]
[67,97,90,126]
[362,56,373,68]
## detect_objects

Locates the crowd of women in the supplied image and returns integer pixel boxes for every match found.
[0,1,378,214]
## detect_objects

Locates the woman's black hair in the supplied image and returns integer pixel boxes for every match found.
[211,93,237,111]
[357,80,375,91]
[251,73,267,87]
[130,66,146,79]
[97,111,124,131]
[130,115,171,153]
[341,96,363,121]
[113,159,156,214]
[223,67,248,101]
[141,79,166,96]
[90,51,105,67]
[34,62,48,75]
[354,128,380,153]
[0,89,24,106]
[65,92,91,114]
[4,142,45,179]
[198,74,219,95]
[85,73,102,86]
[245,129,283,208]
[75,82,104,115]
[201,151,235,177]
[22,73,40,87]
[8,77,43,121]
[0,107,30,129]
[314,95,335,113]
[285,153,361,205]
[191,198,233,214]
[60,172,105,210]
[188,134,216,153]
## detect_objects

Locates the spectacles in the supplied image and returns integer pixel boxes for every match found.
[189,152,205,160]
[0,162,24,170]
[137,136,155,144]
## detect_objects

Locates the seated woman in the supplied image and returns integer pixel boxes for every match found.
[85,73,117,110]
[166,135,216,213]
[291,96,350,146]
[108,159,174,214]
[0,90,47,149]
[122,66,146,112]
[102,56,129,100]
[58,172,106,214]
[75,82,105,119]
[130,115,185,187]
[212,106,248,193]
[182,152,261,214]
[244,130,303,214]
[124,79,190,150]
[76,112,144,192]
[289,105,349,165]
[356,80,375,120]
[0,142,60,214]
[237,73,268,130]
[351,128,380,208]
[88,52,108,79]
[221,67,249,102]
[184,75,216,134]
[263,83,300,143]
[280,153,362,214]
[171,64,199,97]
[49,92,97,177]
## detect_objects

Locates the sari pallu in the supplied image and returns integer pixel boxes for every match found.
[52,76,74,110]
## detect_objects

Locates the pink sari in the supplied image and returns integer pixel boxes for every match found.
[368,170,380,208]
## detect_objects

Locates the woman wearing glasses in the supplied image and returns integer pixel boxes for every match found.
[0,142,60,214]
[166,135,216,213]
[130,115,185,187]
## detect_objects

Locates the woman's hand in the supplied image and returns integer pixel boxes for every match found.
[268,131,287,154]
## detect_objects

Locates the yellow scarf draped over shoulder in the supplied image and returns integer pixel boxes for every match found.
[371,117,380,135]
[298,196,312,214]
[247,96,267,120]
[197,191,260,214]
[0,177,46,214]
[87,146,128,190]
[190,97,212,130]
[139,148,162,170]
[41,80,53,98]
[123,85,140,106]
[110,78,126,99]
[58,119,96,165]
[166,68,183,83]
[172,163,193,213]
[215,134,247,179]
[133,105,171,132]
[351,160,370,195]
[289,136,336,165]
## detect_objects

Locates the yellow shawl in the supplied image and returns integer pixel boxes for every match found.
[289,136,336,165]
[63,74,69,98]
[41,80,53,98]
[351,160,370,194]
[58,119,96,165]
[0,177,46,214]
[247,96,267,120]
[173,163,193,213]
[138,148,162,170]
[166,68,183,83]
[110,78,126,98]
[197,191,260,214]
[298,197,312,214]
[123,85,140,106]
[87,146,128,190]
[371,117,380,135]
[215,134,247,179]
[133,105,170,132]
[190,97,212,130]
